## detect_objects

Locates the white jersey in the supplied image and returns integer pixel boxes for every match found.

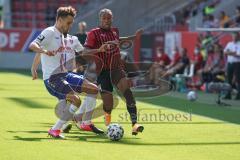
[224,41,240,63]
[33,26,84,80]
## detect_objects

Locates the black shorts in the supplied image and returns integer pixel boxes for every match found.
[97,69,126,92]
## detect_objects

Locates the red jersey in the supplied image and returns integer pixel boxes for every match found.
[172,52,181,65]
[84,27,123,71]
[193,53,203,70]
[155,53,171,65]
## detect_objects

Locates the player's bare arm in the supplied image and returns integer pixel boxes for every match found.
[119,28,144,41]
[77,43,110,55]
[104,29,144,49]
[29,41,55,56]
[31,53,41,80]
[224,50,237,56]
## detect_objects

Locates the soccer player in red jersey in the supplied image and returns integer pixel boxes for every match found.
[84,8,144,135]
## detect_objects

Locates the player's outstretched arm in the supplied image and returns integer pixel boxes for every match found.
[224,50,240,57]
[77,44,110,55]
[31,53,41,80]
[120,28,144,41]
[224,50,238,56]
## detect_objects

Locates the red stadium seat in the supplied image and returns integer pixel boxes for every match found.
[23,1,33,12]
[36,2,47,11]
[58,3,67,7]
[24,12,34,20]
[12,21,26,28]
[80,0,88,5]
[12,1,22,11]
[36,13,46,21]
[36,22,48,29]
[69,0,78,4]
[48,2,58,9]
[59,0,67,4]
[58,0,67,7]
[12,13,23,20]
[25,21,34,28]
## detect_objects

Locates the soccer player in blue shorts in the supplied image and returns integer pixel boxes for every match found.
[29,6,108,138]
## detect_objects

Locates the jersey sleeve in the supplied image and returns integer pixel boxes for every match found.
[73,36,84,52]
[33,28,54,47]
[237,44,240,56]
[84,31,96,49]
[223,43,231,52]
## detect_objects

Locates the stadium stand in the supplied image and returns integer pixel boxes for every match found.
[10,0,89,29]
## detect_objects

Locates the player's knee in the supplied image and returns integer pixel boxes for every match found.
[82,81,99,94]
[89,85,99,94]
[117,78,129,93]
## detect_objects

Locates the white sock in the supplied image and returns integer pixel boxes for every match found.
[74,94,97,124]
[52,119,67,130]
[85,94,97,112]
[73,98,87,123]
[75,98,88,115]
[82,94,97,124]
[76,103,86,115]
[82,119,92,125]
[75,94,96,115]
[69,104,78,114]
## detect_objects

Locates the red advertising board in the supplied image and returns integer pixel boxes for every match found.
[0,29,32,52]
[181,32,199,60]
[134,33,165,62]
[153,33,165,61]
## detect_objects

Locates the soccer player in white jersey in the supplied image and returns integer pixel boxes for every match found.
[29,6,108,138]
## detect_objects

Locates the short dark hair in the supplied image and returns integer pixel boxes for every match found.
[98,8,113,18]
[56,6,76,19]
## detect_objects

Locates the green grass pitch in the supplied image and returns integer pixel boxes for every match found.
[0,70,239,160]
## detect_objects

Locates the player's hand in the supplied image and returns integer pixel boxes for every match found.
[98,44,111,52]
[135,28,144,37]
[43,50,55,56]
[46,51,55,56]
[104,40,120,49]
[105,40,119,46]
[31,68,38,80]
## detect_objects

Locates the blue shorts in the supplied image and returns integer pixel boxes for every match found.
[44,72,85,100]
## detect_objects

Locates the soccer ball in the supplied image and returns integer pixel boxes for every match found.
[107,123,124,141]
[187,91,197,101]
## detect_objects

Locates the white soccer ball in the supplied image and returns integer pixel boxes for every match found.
[187,91,197,101]
[107,123,124,141]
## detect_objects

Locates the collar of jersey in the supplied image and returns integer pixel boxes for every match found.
[54,25,63,37]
